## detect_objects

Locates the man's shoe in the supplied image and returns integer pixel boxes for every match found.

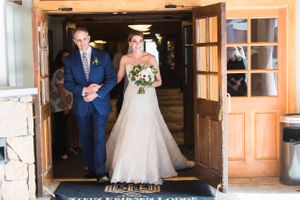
[96,174,109,183]
[83,171,96,179]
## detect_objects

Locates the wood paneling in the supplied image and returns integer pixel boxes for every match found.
[228,113,245,160]
[197,116,209,166]
[211,120,221,171]
[34,0,295,14]
[255,113,278,159]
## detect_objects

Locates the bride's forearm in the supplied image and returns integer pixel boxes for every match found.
[117,72,125,83]
[117,76,123,83]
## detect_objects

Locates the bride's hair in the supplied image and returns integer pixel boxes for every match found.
[128,31,144,42]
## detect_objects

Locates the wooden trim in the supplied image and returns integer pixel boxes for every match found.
[226,9,280,18]
[278,8,287,112]
[284,5,296,112]
[32,7,44,197]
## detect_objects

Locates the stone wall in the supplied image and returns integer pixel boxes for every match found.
[0,96,36,200]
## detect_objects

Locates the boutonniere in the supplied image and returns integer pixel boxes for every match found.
[92,56,100,66]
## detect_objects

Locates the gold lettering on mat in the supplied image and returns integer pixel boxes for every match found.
[105,183,160,194]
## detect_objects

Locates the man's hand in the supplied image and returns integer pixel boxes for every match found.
[83,93,98,102]
[63,106,70,114]
[84,84,103,96]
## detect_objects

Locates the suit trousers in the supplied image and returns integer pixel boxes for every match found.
[76,103,108,175]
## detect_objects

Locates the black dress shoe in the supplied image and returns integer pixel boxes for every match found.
[96,174,109,183]
[83,171,96,179]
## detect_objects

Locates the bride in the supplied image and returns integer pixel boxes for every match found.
[106,31,194,185]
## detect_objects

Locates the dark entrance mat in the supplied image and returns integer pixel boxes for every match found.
[52,180,214,200]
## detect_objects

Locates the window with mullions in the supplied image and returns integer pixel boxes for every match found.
[226,18,278,97]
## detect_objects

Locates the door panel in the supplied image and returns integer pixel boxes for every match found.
[255,113,277,159]
[32,8,52,197]
[228,113,245,160]
[193,3,228,192]
[227,9,286,177]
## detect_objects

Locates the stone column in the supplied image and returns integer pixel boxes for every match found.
[0,89,37,200]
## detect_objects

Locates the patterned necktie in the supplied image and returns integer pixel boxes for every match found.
[82,52,90,80]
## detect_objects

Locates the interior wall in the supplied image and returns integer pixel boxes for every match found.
[48,16,65,66]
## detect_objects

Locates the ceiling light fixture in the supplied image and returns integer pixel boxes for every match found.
[128,24,152,32]
[144,39,153,42]
[94,40,107,44]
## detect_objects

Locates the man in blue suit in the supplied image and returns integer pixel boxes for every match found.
[64,27,117,182]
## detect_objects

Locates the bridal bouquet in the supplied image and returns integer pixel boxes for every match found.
[128,64,158,94]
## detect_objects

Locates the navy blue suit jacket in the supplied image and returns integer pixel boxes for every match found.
[64,47,117,117]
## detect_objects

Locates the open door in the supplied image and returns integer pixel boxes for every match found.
[32,8,53,197]
[193,3,228,192]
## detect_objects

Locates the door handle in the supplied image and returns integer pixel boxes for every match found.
[226,93,231,113]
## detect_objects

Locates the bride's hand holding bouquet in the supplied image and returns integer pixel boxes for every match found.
[128,64,158,94]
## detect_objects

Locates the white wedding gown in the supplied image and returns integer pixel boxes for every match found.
[106,65,193,185]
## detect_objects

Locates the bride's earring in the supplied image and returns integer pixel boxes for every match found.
[128,46,132,53]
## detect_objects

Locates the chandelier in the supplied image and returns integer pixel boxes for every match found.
[128,24,152,32]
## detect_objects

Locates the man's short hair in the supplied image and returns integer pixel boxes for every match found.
[73,27,89,38]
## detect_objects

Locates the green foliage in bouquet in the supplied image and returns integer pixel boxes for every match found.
[128,64,158,94]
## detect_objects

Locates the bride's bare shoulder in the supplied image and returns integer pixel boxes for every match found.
[120,54,131,63]
[143,52,154,58]
[143,52,156,61]
[121,54,130,60]
[144,53,157,64]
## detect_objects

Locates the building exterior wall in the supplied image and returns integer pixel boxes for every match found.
[1,1,34,87]
[0,0,297,198]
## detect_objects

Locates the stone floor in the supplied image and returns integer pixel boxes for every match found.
[215,177,300,200]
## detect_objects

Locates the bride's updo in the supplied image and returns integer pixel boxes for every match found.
[128,31,144,42]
